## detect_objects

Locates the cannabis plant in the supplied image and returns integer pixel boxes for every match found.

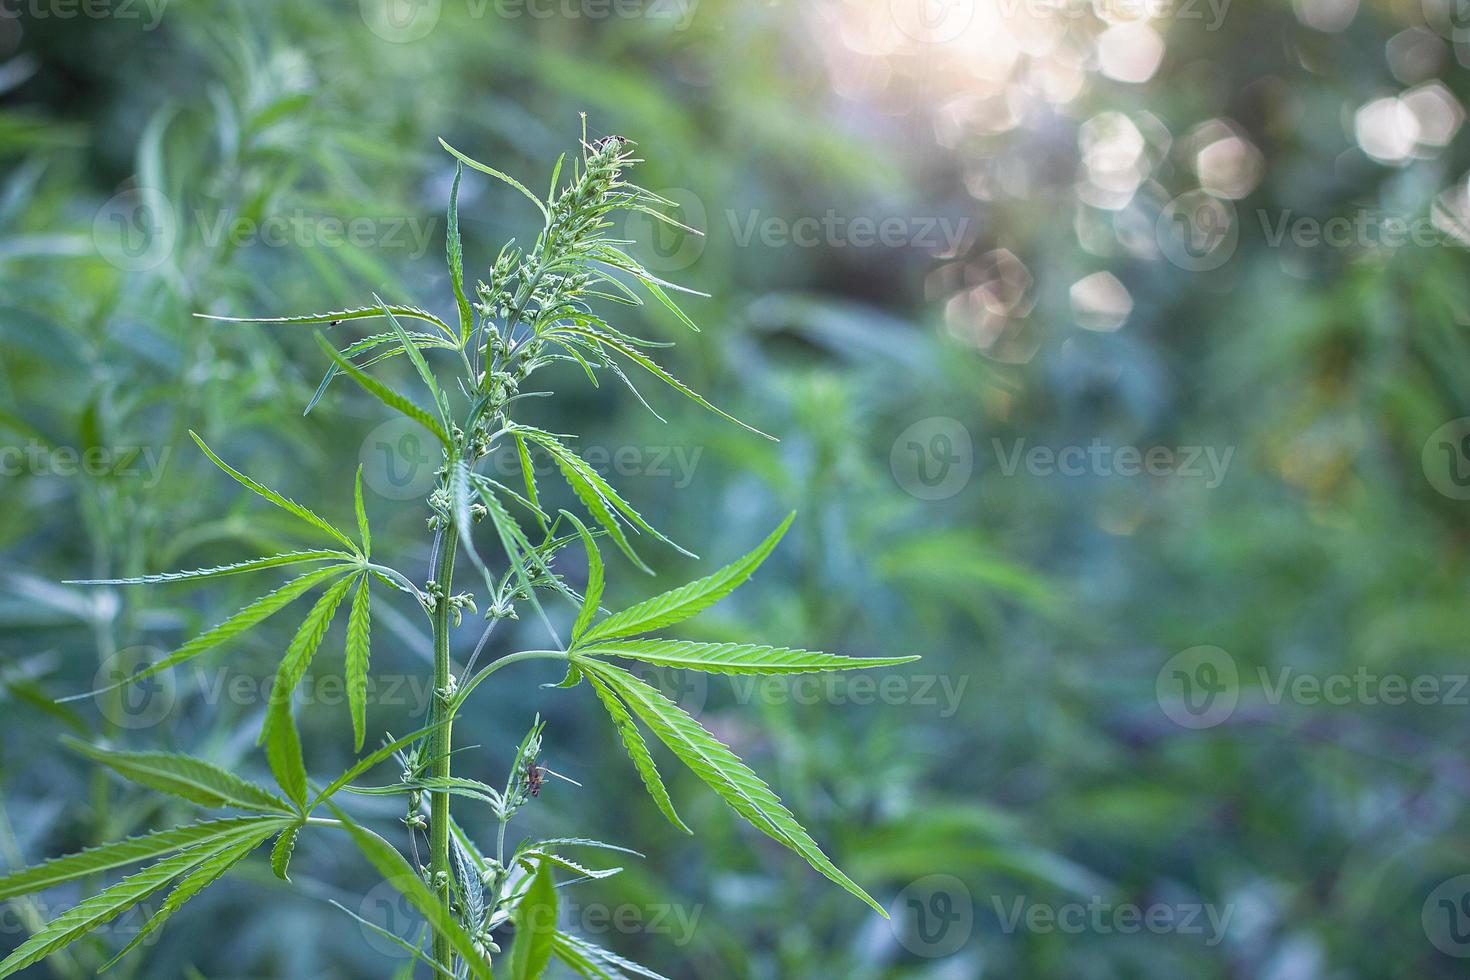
[0,128,916,979]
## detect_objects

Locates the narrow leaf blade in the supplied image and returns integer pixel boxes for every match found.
[579,640,920,675]
[65,550,352,586]
[63,739,293,813]
[190,432,360,553]
[440,138,550,223]
[0,823,283,979]
[576,514,793,646]
[314,333,451,449]
[565,512,603,642]
[61,564,353,702]
[0,818,285,902]
[510,858,558,980]
[328,805,492,979]
[345,574,373,752]
[101,826,280,969]
[584,670,689,834]
[447,161,474,341]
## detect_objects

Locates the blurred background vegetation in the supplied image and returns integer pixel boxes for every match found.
[3,0,1470,976]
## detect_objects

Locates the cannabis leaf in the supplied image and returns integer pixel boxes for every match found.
[64,550,352,586]
[263,573,358,805]
[329,805,492,980]
[572,514,793,645]
[447,161,475,341]
[314,333,452,448]
[190,432,362,555]
[99,828,278,969]
[510,858,558,980]
[345,573,374,751]
[0,817,283,901]
[575,639,920,675]
[585,668,688,834]
[195,303,456,339]
[439,138,550,223]
[62,564,357,704]
[63,739,294,813]
[567,512,604,642]
[516,425,692,571]
[546,323,774,440]
[577,658,887,915]
[552,931,671,980]
[0,816,292,979]
[270,824,302,881]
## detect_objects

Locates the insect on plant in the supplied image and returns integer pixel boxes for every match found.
[0,124,919,979]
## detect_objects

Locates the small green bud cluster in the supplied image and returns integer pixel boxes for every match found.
[470,135,639,391]
[503,724,544,818]
[421,580,475,623]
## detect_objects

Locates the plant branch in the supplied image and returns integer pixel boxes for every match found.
[428,527,458,976]
[450,650,570,713]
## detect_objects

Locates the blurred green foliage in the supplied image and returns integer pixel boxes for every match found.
[3,0,1470,976]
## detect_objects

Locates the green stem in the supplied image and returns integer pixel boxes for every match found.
[450,649,568,713]
[428,532,458,976]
